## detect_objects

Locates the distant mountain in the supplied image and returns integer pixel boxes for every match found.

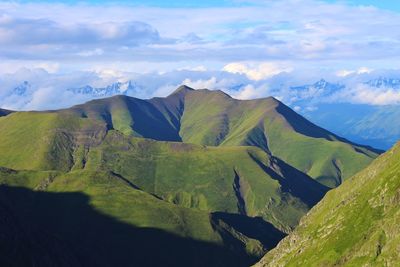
[67,81,136,97]
[301,103,400,150]
[289,78,400,150]
[290,79,344,97]
[256,141,400,266]
[0,86,378,266]
[366,77,400,88]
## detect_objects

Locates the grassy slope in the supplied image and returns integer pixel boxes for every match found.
[86,131,327,231]
[0,111,106,170]
[256,142,400,267]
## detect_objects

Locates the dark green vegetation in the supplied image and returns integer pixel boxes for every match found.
[0,86,379,266]
[256,142,400,267]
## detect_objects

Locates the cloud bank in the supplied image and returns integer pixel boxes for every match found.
[2,66,400,111]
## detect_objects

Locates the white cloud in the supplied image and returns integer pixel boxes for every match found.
[77,48,104,57]
[232,84,269,100]
[357,67,373,74]
[336,69,355,77]
[336,67,374,77]
[223,62,293,81]
[293,106,301,112]
[332,84,400,106]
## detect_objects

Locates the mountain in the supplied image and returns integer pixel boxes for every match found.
[256,141,400,266]
[366,77,400,89]
[67,81,136,97]
[290,79,344,100]
[0,86,379,266]
[290,78,400,150]
[46,85,380,188]
[302,103,400,150]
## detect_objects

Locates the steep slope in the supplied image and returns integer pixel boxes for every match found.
[176,88,379,187]
[256,142,400,266]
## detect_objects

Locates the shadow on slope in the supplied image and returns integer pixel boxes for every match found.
[124,97,182,142]
[248,153,329,208]
[0,185,257,267]
[211,212,286,251]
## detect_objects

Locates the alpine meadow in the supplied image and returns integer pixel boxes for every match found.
[1,0,400,266]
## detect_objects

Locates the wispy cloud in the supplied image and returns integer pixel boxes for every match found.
[0,0,400,70]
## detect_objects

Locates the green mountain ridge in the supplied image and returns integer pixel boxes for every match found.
[0,86,380,266]
[59,85,379,187]
[256,142,400,266]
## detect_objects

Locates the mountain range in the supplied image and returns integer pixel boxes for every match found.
[6,76,400,150]
[0,86,379,266]
[67,81,137,97]
[281,78,400,150]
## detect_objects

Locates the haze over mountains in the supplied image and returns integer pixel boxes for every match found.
[0,86,379,266]
[3,71,400,150]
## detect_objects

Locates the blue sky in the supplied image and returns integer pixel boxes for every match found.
[1,0,400,109]
[328,0,400,12]
[14,0,400,10]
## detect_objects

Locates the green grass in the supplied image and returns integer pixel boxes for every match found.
[94,132,327,230]
[177,90,379,187]
[257,143,400,266]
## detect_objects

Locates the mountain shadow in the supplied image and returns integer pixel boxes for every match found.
[0,185,259,267]
[211,212,286,251]
[247,152,329,208]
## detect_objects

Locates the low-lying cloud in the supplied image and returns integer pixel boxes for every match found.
[2,67,400,111]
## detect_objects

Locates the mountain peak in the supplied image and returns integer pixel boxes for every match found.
[170,85,195,96]
[366,77,400,88]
